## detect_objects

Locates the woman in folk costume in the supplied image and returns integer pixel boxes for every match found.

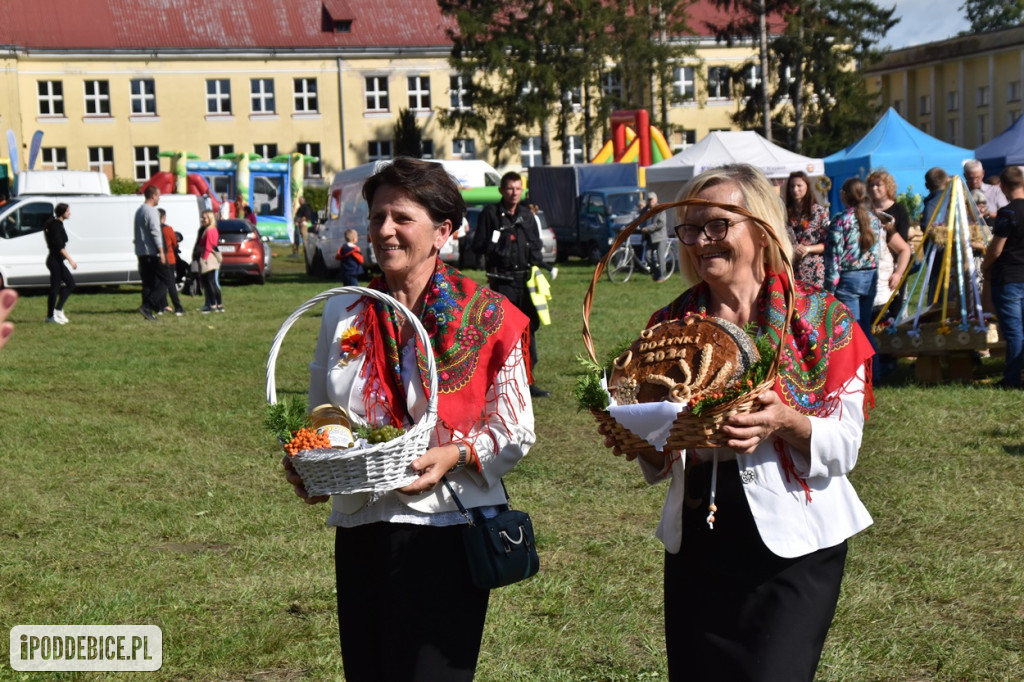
[614,164,875,681]
[284,157,534,682]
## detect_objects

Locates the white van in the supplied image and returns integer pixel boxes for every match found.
[14,170,112,197]
[435,160,502,189]
[0,194,203,289]
[304,161,462,277]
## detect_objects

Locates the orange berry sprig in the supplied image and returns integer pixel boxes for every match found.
[284,427,331,456]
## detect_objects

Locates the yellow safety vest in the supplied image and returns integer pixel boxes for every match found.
[527,266,552,326]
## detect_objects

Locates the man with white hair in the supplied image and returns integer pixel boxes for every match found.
[641,192,669,282]
[965,160,1007,218]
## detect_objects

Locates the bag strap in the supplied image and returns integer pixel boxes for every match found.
[441,476,512,528]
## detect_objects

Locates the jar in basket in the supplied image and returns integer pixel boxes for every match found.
[309,404,354,448]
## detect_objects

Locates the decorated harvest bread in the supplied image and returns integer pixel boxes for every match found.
[608,315,759,405]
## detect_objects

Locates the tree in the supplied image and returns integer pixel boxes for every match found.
[960,0,1024,32]
[438,0,693,166]
[714,0,896,155]
[393,108,424,158]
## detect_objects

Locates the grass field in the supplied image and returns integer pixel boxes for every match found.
[1,253,1022,681]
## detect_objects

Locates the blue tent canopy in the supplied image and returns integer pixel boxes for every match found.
[823,108,972,210]
[974,113,1024,173]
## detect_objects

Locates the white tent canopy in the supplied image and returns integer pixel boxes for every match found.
[645,131,825,201]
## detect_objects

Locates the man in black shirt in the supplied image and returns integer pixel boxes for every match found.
[472,171,552,398]
[293,195,316,256]
[983,165,1024,388]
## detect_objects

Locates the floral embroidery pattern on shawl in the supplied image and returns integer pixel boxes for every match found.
[648,271,875,418]
[358,260,530,434]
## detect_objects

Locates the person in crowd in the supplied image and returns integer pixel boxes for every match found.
[293,195,316,256]
[867,169,913,314]
[43,202,77,325]
[920,167,950,228]
[971,189,993,227]
[232,193,246,221]
[964,159,1007,218]
[243,204,258,228]
[982,165,1024,388]
[283,157,535,681]
[825,177,910,380]
[641,192,670,282]
[157,208,186,316]
[472,170,553,398]
[335,228,364,286]
[133,186,165,321]
[608,163,874,681]
[783,171,830,289]
[218,193,231,220]
[193,211,223,313]
[0,288,17,350]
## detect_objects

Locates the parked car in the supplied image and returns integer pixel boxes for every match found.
[464,206,556,269]
[216,218,271,284]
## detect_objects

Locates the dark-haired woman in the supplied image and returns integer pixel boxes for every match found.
[825,178,910,378]
[283,157,534,682]
[784,171,829,288]
[43,203,77,325]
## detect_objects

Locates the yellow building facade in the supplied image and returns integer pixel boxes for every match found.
[864,26,1024,150]
[0,12,764,185]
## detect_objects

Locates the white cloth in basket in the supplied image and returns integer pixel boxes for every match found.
[308,293,535,527]
[603,376,687,452]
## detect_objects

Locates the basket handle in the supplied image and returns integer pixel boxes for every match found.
[582,198,795,379]
[266,286,439,421]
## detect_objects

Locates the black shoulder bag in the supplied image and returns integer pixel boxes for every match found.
[442,477,540,590]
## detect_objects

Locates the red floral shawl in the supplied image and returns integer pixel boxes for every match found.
[648,271,875,418]
[358,260,530,434]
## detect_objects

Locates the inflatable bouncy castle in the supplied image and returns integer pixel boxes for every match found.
[591,110,673,166]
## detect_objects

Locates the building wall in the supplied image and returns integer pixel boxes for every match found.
[865,27,1024,151]
[0,41,762,185]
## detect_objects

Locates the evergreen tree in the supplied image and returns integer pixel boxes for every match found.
[714,0,895,155]
[393,108,424,158]
[960,0,1024,32]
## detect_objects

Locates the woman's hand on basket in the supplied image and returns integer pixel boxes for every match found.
[398,444,461,495]
[721,391,811,455]
[281,455,330,504]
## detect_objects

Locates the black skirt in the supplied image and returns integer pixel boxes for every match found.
[664,459,848,682]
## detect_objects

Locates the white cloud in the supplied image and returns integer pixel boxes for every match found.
[880,0,972,50]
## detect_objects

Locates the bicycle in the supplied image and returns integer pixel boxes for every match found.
[606,233,678,283]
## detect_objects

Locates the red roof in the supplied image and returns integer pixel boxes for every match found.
[0,0,780,52]
[0,0,456,51]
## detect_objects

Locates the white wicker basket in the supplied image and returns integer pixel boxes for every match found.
[266,286,438,496]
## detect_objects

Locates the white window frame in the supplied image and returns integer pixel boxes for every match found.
[1008,81,1022,103]
[565,135,584,164]
[919,94,931,115]
[673,129,697,152]
[947,118,959,145]
[452,138,476,159]
[707,66,731,100]
[87,146,114,176]
[672,66,695,101]
[563,87,583,113]
[420,139,434,159]
[365,76,389,112]
[368,140,392,162]
[978,114,988,143]
[210,144,234,159]
[298,142,322,176]
[134,145,159,181]
[83,80,110,116]
[250,78,276,114]
[37,80,64,117]
[41,147,68,170]
[254,143,278,160]
[293,78,318,113]
[408,75,431,111]
[450,74,472,111]
[977,86,990,107]
[520,136,542,168]
[130,78,157,116]
[743,64,762,96]
[206,79,232,115]
[601,71,622,98]
[947,91,959,112]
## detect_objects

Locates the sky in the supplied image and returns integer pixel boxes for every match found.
[880,0,973,50]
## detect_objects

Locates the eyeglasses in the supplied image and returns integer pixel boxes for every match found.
[673,217,746,245]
